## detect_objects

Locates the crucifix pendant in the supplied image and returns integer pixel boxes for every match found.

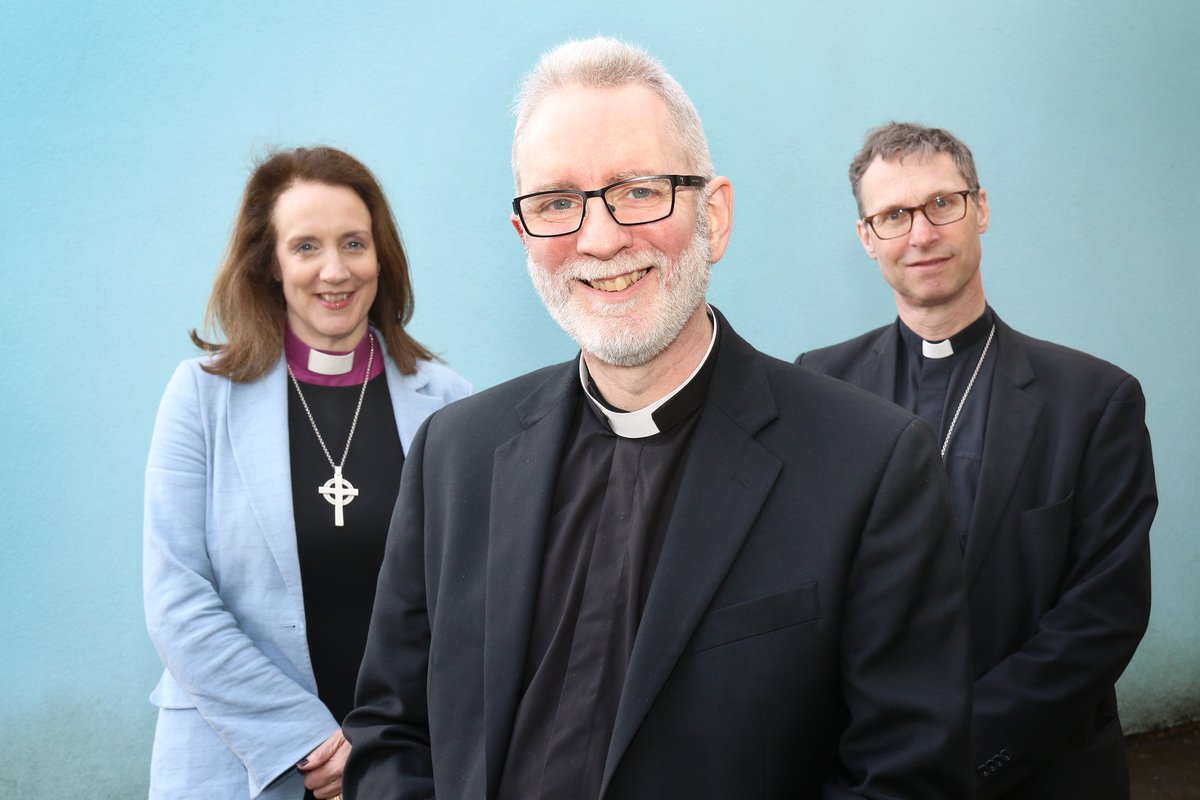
[318,466,359,527]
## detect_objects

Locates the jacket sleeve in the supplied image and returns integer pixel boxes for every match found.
[143,361,337,797]
[827,419,975,799]
[343,416,436,800]
[972,374,1156,797]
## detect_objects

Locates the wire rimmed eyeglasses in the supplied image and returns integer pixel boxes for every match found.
[513,175,708,238]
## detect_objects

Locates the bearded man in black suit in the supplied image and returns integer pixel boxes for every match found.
[343,43,974,799]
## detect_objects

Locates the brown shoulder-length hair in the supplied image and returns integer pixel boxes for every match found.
[191,146,434,381]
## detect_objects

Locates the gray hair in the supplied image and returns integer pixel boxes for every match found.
[849,122,980,216]
[511,37,713,190]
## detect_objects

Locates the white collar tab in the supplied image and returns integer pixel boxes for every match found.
[580,306,719,439]
[307,348,356,376]
[922,338,954,359]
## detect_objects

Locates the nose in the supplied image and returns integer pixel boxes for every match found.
[319,250,352,283]
[907,208,939,247]
[574,196,632,260]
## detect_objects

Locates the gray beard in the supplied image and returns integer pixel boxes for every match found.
[526,223,712,368]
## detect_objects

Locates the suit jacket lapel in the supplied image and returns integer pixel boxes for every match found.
[483,362,579,796]
[963,320,1041,585]
[859,323,901,402]
[226,358,307,618]
[601,321,782,794]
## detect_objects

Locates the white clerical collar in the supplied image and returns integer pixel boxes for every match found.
[922,338,955,359]
[579,306,719,439]
[307,348,356,375]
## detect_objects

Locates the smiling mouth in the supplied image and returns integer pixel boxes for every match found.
[907,257,951,268]
[318,292,352,302]
[585,268,649,293]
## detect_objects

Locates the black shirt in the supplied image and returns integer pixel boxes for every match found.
[896,308,997,546]
[287,373,403,725]
[497,324,720,800]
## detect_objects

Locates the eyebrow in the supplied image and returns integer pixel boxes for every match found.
[869,189,967,215]
[524,182,579,194]
[282,230,373,246]
[609,169,661,183]
[524,170,667,195]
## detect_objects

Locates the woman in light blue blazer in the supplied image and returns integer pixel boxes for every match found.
[144,147,471,800]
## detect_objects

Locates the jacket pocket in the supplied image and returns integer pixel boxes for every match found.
[692,582,819,653]
[1018,492,1074,613]
[1018,492,1073,536]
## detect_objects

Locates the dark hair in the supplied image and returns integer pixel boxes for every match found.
[191,146,433,381]
[848,122,980,216]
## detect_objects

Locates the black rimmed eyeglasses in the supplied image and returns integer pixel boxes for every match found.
[513,175,708,238]
[863,189,978,240]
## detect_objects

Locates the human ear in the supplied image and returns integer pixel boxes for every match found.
[975,189,990,234]
[704,177,733,264]
[856,219,878,260]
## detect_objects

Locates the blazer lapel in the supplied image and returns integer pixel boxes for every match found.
[381,353,442,453]
[483,362,579,796]
[226,358,307,619]
[601,322,782,794]
[963,321,1040,585]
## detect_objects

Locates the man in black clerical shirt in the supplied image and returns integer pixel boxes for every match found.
[344,42,974,799]
[798,122,1157,800]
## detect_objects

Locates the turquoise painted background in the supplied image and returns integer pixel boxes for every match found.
[2,1,1196,795]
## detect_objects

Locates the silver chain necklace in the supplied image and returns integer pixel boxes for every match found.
[286,333,375,527]
[940,323,996,460]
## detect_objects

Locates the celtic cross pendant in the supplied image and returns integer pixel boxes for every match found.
[318,465,359,527]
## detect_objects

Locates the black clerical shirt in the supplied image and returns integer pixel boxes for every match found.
[287,374,402,728]
[496,322,720,800]
[896,308,997,546]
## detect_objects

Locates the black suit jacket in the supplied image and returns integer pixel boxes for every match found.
[345,311,974,799]
[799,312,1157,799]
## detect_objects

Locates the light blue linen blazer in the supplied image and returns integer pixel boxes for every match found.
[143,344,470,799]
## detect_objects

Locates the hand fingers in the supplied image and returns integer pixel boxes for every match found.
[311,777,343,799]
[304,736,350,795]
[298,729,347,771]
[307,776,343,797]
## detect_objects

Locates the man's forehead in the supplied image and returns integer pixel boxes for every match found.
[515,83,682,190]
[861,152,967,204]
[529,82,666,122]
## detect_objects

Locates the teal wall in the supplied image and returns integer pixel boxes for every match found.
[2,1,1196,794]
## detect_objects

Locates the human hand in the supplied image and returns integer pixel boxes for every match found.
[297,728,351,799]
